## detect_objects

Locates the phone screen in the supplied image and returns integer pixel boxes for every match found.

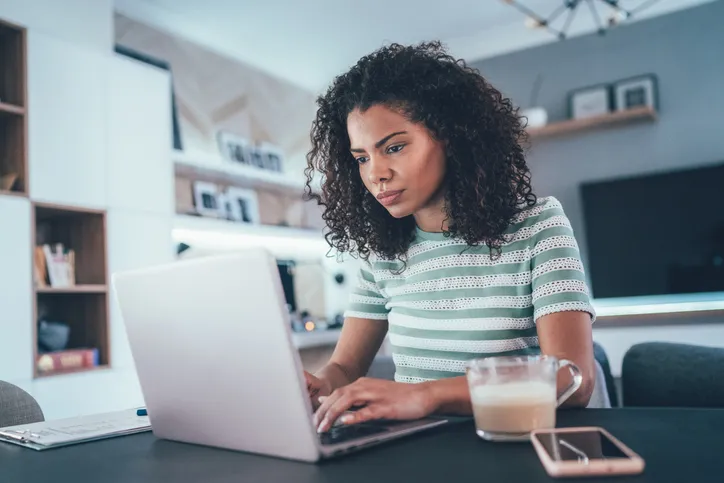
[534,429,630,462]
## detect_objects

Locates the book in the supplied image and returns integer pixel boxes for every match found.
[36,348,99,375]
[40,243,76,288]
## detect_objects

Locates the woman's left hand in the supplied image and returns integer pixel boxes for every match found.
[313,377,435,433]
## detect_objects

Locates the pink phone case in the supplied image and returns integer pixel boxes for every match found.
[530,426,645,478]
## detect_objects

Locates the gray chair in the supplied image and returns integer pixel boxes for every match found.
[622,342,724,408]
[0,381,45,428]
[366,355,611,408]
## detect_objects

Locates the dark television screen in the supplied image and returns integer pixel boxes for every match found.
[580,162,724,299]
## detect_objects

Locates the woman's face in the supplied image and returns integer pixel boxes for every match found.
[347,105,446,220]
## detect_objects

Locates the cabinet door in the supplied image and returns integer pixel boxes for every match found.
[0,196,33,382]
[107,209,173,369]
[107,55,173,216]
[27,31,108,208]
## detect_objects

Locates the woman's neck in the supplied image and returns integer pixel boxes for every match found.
[413,194,448,233]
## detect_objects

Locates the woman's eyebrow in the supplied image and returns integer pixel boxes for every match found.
[350,131,407,152]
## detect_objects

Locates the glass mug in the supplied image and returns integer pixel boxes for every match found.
[466,355,582,442]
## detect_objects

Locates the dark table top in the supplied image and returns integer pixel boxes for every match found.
[2,408,723,483]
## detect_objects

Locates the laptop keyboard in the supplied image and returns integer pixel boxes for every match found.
[318,423,388,445]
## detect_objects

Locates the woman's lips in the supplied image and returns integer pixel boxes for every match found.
[377,190,404,206]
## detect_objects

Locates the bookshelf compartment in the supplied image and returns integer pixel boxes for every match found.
[0,20,25,107]
[0,113,26,194]
[36,292,109,377]
[34,204,107,286]
[0,19,26,195]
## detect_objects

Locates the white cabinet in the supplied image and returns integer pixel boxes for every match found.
[0,196,33,382]
[27,31,108,208]
[0,0,113,53]
[107,55,173,216]
[107,210,173,370]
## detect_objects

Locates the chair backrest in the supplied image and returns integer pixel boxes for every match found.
[622,342,724,408]
[0,381,45,428]
[593,341,619,407]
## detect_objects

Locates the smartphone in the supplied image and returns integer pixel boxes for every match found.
[530,427,645,478]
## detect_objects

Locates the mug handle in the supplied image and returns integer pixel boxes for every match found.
[556,359,583,407]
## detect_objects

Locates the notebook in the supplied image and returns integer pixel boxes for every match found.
[0,408,151,450]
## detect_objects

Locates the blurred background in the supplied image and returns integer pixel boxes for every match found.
[0,0,722,419]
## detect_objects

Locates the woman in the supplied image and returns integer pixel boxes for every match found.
[304,41,596,433]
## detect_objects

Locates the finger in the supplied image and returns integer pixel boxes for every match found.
[340,405,385,425]
[317,391,369,433]
[313,390,342,428]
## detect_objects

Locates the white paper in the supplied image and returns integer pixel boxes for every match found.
[0,409,150,448]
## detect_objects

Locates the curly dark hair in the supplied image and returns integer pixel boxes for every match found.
[304,41,536,263]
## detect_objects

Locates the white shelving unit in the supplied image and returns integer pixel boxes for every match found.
[173,149,306,194]
[291,329,342,349]
[172,214,328,260]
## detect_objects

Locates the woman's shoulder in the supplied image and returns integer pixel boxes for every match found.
[512,196,567,225]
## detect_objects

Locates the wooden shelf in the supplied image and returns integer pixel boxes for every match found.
[173,149,306,193]
[0,102,24,116]
[35,364,111,379]
[0,188,27,198]
[36,285,108,294]
[174,214,323,241]
[527,107,657,139]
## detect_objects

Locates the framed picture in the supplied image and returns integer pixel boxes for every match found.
[192,181,224,218]
[217,130,252,166]
[262,144,284,173]
[224,187,260,224]
[613,74,658,112]
[568,84,612,120]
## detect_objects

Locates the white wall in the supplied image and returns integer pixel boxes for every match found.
[0,0,175,420]
[0,197,33,383]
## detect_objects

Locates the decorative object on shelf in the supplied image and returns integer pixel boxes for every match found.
[569,84,612,120]
[39,244,76,288]
[217,130,285,173]
[613,74,658,112]
[223,186,260,224]
[521,73,548,128]
[0,172,18,191]
[37,320,70,352]
[501,0,662,40]
[192,181,224,218]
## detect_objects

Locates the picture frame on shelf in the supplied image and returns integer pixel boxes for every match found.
[261,143,284,173]
[613,74,658,112]
[217,130,252,166]
[568,84,612,120]
[192,181,224,218]
[217,130,285,174]
[224,186,260,224]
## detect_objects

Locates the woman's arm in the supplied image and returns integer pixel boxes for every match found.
[311,317,389,394]
[537,311,595,408]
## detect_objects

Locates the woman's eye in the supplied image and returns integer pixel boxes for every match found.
[355,156,368,164]
[387,144,405,154]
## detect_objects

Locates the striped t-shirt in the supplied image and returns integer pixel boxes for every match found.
[344,196,596,383]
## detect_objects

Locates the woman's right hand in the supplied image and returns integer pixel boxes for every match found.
[304,371,332,409]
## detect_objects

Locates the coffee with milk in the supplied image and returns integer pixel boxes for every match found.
[466,355,582,441]
[471,380,556,434]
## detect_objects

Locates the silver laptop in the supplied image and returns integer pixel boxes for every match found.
[112,248,446,462]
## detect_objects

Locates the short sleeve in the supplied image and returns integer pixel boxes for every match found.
[528,198,596,323]
[343,260,390,320]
